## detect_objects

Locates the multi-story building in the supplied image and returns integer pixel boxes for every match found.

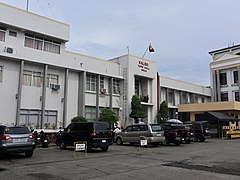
[0,3,158,128]
[159,75,211,119]
[209,44,240,102]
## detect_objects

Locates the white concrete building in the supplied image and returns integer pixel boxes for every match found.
[209,44,240,102]
[159,76,211,119]
[0,3,157,128]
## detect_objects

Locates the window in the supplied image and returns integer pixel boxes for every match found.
[32,72,42,87]
[23,70,59,88]
[47,74,59,87]
[108,78,121,94]
[233,71,238,84]
[23,70,32,86]
[221,92,228,101]
[24,33,60,54]
[85,106,96,121]
[135,79,140,95]
[20,109,57,129]
[220,73,227,85]
[235,92,239,101]
[9,31,17,37]
[100,76,104,90]
[0,27,6,42]
[86,74,96,91]
[0,66,3,82]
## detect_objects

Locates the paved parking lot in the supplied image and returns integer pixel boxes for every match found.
[0,138,240,180]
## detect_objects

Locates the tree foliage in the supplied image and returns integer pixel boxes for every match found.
[157,100,169,124]
[130,95,147,123]
[99,108,118,126]
[71,116,87,123]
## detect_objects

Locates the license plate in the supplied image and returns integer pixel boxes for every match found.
[102,140,106,143]
[157,134,162,136]
[13,138,27,143]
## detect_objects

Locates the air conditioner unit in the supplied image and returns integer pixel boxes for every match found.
[4,46,13,54]
[100,88,107,94]
[50,84,60,90]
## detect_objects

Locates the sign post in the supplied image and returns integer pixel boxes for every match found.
[74,141,88,158]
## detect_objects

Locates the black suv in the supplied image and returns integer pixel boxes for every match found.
[59,122,113,152]
[184,121,211,142]
[0,126,35,157]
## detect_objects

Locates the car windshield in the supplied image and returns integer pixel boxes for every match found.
[5,127,30,134]
[94,123,111,130]
[150,124,162,132]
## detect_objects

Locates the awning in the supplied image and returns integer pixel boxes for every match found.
[199,112,238,123]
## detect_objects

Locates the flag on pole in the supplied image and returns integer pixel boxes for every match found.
[149,44,155,53]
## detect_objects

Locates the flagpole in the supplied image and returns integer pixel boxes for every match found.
[26,0,29,11]
[142,44,150,58]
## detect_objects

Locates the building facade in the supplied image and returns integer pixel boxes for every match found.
[209,44,240,103]
[159,76,211,119]
[0,3,158,129]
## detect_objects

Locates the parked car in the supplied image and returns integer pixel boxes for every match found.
[0,125,36,157]
[183,121,211,142]
[161,123,192,146]
[115,124,165,146]
[58,122,113,152]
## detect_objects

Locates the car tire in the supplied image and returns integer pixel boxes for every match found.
[162,140,169,146]
[152,142,159,147]
[174,141,181,146]
[186,139,191,144]
[25,150,33,157]
[101,146,109,152]
[116,137,123,145]
[199,138,206,142]
[60,141,66,149]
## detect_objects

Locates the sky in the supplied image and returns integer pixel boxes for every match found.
[1,0,240,86]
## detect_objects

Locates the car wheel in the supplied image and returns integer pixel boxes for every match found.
[60,141,66,149]
[199,138,206,142]
[152,142,159,147]
[174,141,181,146]
[186,139,191,144]
[162,140,169,146]
[116,137,123,145]
[101,146,109,152]
[25,150,33,157]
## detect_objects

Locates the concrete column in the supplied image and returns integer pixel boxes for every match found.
[180,91,182,104]
[109,77,113,109]
[41,64,48,129]
[63,68,69,128]
[78,71,86,116]
[96,75,100,120]
[238,67,240,101]
[16,60,24,126]
[212,71,217,102]
[216,70,221,102]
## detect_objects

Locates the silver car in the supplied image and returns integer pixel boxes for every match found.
[115,124,165,146]
[0,125,36,157]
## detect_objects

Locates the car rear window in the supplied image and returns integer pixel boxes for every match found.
[94,123,110,130]
[150,124,163,132]
[5,127,30,134]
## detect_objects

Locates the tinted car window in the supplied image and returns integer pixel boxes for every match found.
[150,124,162,132]
[5,127,30,134]
[125,126,132,132]
[139,125,148,131]
[94,123,110,130]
